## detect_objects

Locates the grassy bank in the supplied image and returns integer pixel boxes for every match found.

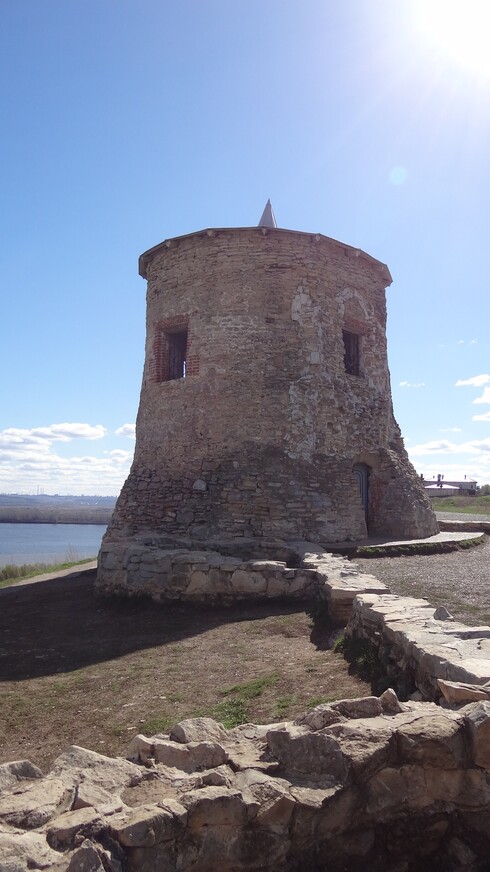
[0,557,96,589]
[431,494,490,514]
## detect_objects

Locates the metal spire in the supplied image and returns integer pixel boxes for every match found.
[258,199,277,228]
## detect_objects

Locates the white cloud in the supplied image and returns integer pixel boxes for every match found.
[409,439,455,455]
[0,423,130,495]
[0,423,106,453]
[409,437,490,457]
[411,450,490,485]
[32,423,106,441]
[399,381,425,388]
[115,423,136,439]
[473,387,490,405]
[440,427,462,433]
[104,449,134,466]
[455,374,490,388]
[0,450,132,496]
[0,434,52,456]
[473,412,490,422]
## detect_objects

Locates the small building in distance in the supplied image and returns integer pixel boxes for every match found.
[424,484,461,498]
[422,474,478,497]
[97,205,438,593]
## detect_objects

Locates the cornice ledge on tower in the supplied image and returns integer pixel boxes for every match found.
[139,226,392,285]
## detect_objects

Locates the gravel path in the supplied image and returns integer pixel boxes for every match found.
[355,515,490,627]
[436,511,490,523]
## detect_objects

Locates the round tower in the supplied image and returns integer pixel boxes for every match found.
[100,208,437,570]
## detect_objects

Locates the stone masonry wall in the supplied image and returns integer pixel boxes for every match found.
[96,538,388,619]
[346,591,490,702]
[100,226,436,581]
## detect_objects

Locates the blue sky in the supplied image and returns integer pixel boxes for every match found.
[1,0,489,495]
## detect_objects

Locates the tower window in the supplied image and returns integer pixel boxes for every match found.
[343,330,360,376]
[154,322,189,382]
[167,329,188,380]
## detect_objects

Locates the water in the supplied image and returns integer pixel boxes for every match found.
[0,523,107,568]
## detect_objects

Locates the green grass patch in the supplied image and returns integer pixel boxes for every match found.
[212,698,249,728]
[333,634,384,683]
[432,495,490,514]
[138,674,282,734]
[0,558,95,588]
[211,672,280,727]
[308,694,339,708]
[139,713,175,735]
[275,694,298,717]
[219,673,279,700]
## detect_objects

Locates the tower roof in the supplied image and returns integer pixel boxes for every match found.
[258,199,277,228]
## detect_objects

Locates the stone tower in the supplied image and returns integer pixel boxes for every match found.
[97,207,437,592]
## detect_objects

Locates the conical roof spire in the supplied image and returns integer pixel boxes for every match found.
[258,199,277,228]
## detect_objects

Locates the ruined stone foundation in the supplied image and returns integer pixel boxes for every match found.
[4,697,490,872]
[97,224,437,597]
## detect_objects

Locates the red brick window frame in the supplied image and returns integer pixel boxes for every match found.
[153,316,191,383]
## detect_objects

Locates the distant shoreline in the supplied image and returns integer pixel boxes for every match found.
[0,494,115,526]
[0,509,112,525]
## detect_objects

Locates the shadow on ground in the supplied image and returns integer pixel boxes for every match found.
[0,569,329,681]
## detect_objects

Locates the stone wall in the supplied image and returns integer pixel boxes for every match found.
[96,538,388,622]
[346,591,490,702]
[99,226,436,593]
[4,700,490,871]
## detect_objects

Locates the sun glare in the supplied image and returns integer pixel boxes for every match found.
[416,0,490,78]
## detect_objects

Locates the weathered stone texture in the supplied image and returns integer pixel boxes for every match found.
[347,592,490,700]
[96,540,388,619]
[98,226,436,591]
[5,701,490,871]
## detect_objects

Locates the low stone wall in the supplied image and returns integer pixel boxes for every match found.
[346,593,490,702]
[97,543,318,603]
[96,538,388,623]
[3,700,490,871]
[438,518,490,534]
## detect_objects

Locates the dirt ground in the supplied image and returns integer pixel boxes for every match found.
[0,570,369,772]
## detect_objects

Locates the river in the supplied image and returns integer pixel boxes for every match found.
[0,523,107,567]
